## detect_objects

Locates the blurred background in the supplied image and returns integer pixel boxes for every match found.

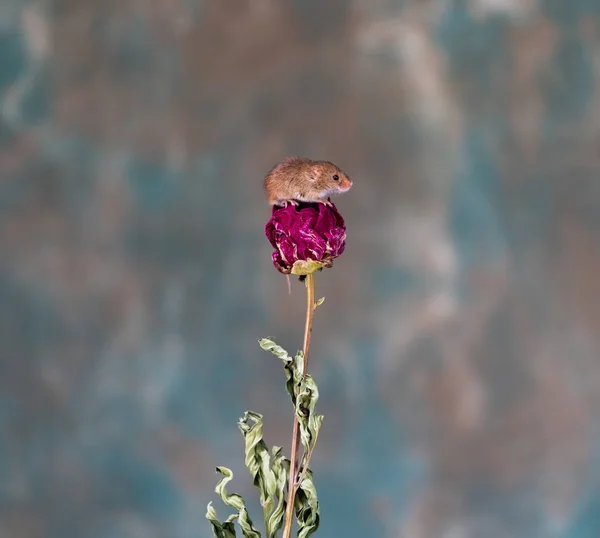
[2,1,600,537]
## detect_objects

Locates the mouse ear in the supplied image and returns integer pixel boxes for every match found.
[308,166,320,182]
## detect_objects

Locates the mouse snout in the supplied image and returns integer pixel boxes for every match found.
[340,176,353,191]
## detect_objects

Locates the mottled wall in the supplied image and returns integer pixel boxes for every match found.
[2,1,600,537]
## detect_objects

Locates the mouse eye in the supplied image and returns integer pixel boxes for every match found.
[333,174,339,181]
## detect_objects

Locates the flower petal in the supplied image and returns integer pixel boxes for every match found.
[265,202,347,274]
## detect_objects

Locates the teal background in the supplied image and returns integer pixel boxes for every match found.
[2,1,600,537]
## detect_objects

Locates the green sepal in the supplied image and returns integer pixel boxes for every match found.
[290,260,326,275]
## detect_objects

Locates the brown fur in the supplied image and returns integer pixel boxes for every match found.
[264,156,353,206]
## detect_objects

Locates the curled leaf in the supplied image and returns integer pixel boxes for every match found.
[296,375,323,456]
[238,412,286,538]
[258,338,291,361]
[292,350,304,385]
[314,297,325,307]
[268,446,289,537]
[258,337,302,404]
[206,502,238,538]
[294,469,320,538]
[213,467,262,538]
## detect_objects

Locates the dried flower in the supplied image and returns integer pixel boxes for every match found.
[265,201,347,275]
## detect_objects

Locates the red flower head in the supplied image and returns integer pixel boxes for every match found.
[265,201,347,275]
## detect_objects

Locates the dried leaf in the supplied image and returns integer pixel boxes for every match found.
[238,412,287,538]
[258,338,302,404]
[294,469,320,538]
[296,375,323,456]
[212,467,262,538]
[206,502,238,538]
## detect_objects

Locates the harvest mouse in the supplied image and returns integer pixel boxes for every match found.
[264,156,353,207]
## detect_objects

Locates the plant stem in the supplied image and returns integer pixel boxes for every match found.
[282,272,315,538]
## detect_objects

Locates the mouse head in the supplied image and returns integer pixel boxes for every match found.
[310,161,353,197]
